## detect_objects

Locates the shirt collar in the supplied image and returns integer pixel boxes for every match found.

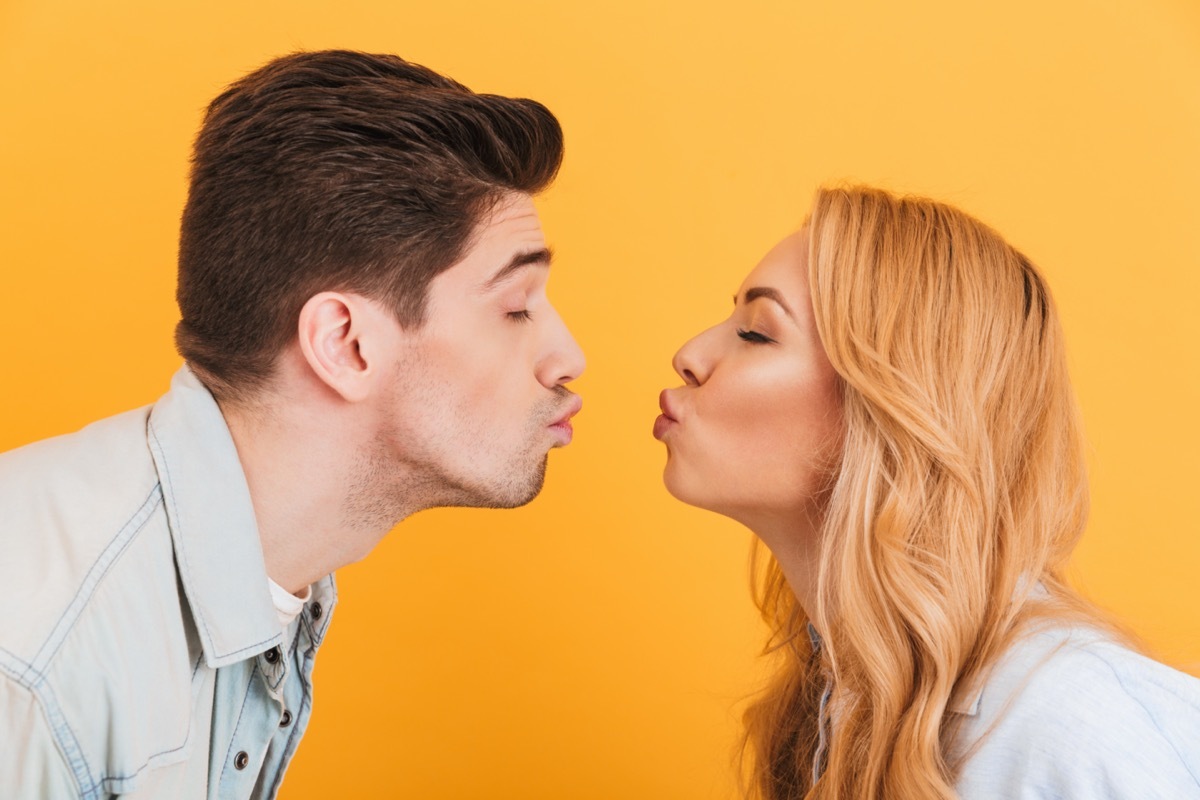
[806,621,824,653]
[948,681,985,716]
[147,366,283,668]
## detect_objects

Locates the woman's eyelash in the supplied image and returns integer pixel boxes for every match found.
[736,328,774,344]
[507,310,533,323]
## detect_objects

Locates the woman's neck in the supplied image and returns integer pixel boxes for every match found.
[740,503,825,627]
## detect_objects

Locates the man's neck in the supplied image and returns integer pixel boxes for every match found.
[221,398,409,595]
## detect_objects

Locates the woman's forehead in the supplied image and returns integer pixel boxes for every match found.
[739,229,809,300]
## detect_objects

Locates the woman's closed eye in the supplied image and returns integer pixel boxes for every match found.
[737,327,775,344]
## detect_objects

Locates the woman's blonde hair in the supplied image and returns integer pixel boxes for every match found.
[741,185,1135,799]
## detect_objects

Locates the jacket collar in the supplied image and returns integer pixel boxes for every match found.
[147,366,283,668]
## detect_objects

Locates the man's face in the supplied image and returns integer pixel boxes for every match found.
[375,192,585,509]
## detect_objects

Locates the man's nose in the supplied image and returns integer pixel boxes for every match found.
[539,306,586,388]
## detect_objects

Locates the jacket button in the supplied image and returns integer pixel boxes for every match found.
[264,647,281,664]
[234,751,249,770]
[280,710,293,727]
[310,602,323,621]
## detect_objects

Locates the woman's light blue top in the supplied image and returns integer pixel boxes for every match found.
[809,621,1200,797]
[952,625,1200,798]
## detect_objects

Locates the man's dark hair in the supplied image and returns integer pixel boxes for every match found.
[175,49,564,401]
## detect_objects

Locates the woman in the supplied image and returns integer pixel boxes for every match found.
[654,185,1200,799]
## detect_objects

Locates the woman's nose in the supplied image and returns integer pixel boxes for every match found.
[671,326,717,386]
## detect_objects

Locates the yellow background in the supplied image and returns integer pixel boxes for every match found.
[2,1,1198,797]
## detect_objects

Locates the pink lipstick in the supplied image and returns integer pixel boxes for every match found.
[653,390,679,441]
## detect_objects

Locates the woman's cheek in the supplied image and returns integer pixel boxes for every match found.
[745,372,835,495]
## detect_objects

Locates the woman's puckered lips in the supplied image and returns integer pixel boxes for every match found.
[654,390,681,441]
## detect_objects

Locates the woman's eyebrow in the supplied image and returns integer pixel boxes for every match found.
[733,287,795,320]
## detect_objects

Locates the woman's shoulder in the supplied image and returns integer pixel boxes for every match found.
[970,624,1200,717]
[952,624,1200,798]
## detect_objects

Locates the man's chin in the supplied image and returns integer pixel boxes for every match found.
[497,455,549,509]
[454,454,549,511]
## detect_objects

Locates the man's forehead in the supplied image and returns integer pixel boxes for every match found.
[480,193,545,245]
[470,196,544,260]
[434,194,548,290]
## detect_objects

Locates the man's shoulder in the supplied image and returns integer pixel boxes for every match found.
[0,404,158,501]
[0,385,256,799]
[0,404,214,797]
[2,401,155,461]
[0,404,167,657]
[955,625,1200,796]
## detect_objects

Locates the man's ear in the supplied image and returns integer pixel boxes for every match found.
[296,292,380,403]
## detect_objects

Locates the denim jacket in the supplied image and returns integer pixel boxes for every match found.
[0,367,336,799]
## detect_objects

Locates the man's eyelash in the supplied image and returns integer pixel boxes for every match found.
[736,328,774,344]
[507,310,533,323]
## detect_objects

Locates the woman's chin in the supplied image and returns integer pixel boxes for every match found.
[664,466,780,534]
[662,464,726,516]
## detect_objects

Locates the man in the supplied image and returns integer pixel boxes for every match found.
[0,50,584,799]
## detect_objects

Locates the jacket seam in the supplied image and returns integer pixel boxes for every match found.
[0,660,87,797]
[17,486,162,686]
[92,651,209,792]
[0,661,99,800]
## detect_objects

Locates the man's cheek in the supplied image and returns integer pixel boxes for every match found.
[459,360,513,408]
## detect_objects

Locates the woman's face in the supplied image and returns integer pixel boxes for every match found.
[655,229,844,525]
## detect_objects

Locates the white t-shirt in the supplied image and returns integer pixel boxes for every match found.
[267,577,311,630]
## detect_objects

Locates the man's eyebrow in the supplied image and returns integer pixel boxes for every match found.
[734,287,795,319]
[484,247,554,289]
